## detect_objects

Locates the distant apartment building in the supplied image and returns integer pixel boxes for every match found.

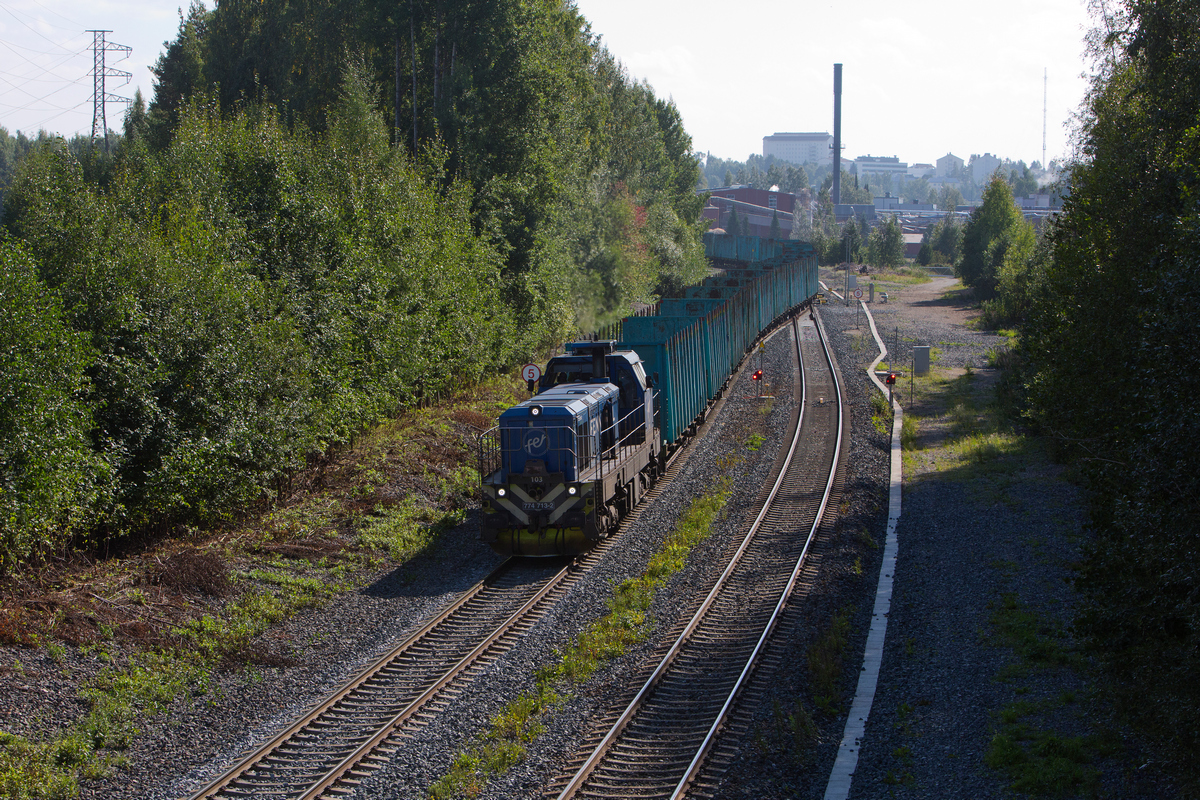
[936,153,964,179]
[909,163,935,179]
[970,153,1003,183]
[853,155,909,184]
[762,132,833,166]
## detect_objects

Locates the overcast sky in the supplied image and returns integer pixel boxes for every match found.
[1,0,1095,168]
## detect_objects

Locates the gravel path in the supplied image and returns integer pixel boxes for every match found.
[800,273,1170,800]
[825,277,1074,799]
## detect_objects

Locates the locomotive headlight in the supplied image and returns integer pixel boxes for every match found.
[530,406,541,417]
[497,487,507,497]
[568,485,578,496]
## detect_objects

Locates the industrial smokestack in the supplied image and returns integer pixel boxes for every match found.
[832,63,842,206]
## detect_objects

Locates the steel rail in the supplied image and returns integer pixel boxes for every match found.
[188,306,811,800]
[670,308,844,798]
[187,359,718,800]
[187,560,569,799]
[294,562,572,799]
[555,309,842,799]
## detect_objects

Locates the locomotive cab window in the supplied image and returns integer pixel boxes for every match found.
[631,360,649,389]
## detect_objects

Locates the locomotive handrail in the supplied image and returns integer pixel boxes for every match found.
[478,397,652,485]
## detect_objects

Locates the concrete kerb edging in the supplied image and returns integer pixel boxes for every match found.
[823,299,903,800]
[818,279,844,304]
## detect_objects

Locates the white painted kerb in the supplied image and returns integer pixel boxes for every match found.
[823,300,903,800]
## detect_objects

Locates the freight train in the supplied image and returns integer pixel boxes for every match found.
[477,235,819,556]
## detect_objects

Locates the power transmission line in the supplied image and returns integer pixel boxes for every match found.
[0,4,82,52]
[24,0,88,31]
[0,5,91,135]
[87,29,130,150]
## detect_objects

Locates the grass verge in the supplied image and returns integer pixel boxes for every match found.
[900,351,1110,797]
[808,606,853,716]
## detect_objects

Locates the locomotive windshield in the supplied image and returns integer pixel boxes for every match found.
[539,357,593,391]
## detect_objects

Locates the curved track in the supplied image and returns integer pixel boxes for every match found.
[547,310,845,800]
[184,309,812,800]
[183,354,737,800]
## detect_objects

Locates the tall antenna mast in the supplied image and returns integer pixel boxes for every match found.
[88,30,132,152]
[1042,68,1047,169]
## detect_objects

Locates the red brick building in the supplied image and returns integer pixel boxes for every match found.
[702,187,806,237]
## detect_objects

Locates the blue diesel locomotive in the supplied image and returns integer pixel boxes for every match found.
[478,235,819,557]
[478,342,660,556]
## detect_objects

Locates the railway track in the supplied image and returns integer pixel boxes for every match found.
[185,556,579,800]
[182,351,734,800]
[546,310,845,800]
[183,309,811,800]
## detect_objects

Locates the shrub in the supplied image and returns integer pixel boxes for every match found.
[0,239,109,571]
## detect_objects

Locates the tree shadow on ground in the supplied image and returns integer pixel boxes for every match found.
[907,286,976,310]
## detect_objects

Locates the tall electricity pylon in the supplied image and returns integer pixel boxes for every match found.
[88,30,132,151]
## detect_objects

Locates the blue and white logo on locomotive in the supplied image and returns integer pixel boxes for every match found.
[522,429,550,456]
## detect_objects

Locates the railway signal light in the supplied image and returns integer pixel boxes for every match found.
[885,372,897,386]
[752,369,763,382]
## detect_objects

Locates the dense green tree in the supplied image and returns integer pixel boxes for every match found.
[143,0,707,334]
[122,90,150,145]
[979,222,1042,326]
[1018,0,1200,781]
[902,176,931,204]
[937,184,963,213]
[700,152,815,194]
[839,217,863,263]
[782,165,809,193]
[725,206,740,236]
[147,1,209,150]
[789,192,811,240]
[956,176,1026,297]
[0,239,109,570]
[819,169,872,205]
[0,129,51,210]
[867,215,905,268]
[916,236,933,266]
[3,71,513,537]
[0,0,715,564]
[764,163,784,190]
[769,209,781,239]
[1009,164,1038,197]
[931,217,963,264]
